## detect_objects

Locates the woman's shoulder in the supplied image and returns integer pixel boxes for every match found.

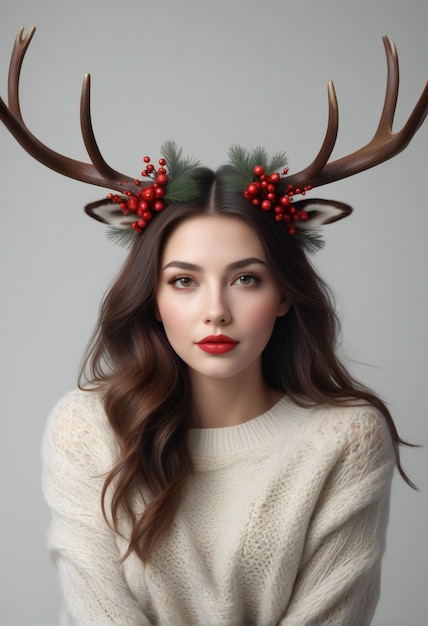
[46,387,108,437]
[298,400,396,473]
[42,388,116,473]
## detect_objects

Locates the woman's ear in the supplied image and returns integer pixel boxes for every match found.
[277,298,291,317]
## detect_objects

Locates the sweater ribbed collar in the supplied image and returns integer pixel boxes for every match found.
[187,396,309,457]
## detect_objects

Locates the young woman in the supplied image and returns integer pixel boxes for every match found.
[2,28,426,626]
[41,161,404,625]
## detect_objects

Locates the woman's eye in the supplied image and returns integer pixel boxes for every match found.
[172,276,196,289]
[233,274,259,286]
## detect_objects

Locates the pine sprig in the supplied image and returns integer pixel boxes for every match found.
[106,226,135,248]
[226,145,288,191]
[295,229,325,253]
[160,141,201,179]
[165,176,200,202]
[157,141,202,202]
[228,145,288,177]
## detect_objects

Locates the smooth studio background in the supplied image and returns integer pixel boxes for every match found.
[1,1,426,624]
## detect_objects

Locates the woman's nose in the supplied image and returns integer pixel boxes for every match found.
[204,288,231,325]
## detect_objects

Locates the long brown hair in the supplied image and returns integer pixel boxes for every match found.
[80,165,413,563]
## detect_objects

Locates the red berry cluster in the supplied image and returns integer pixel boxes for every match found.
[108,156,168,233]
[244,165,311,235]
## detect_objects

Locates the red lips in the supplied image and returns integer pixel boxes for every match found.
[196,334,239,354]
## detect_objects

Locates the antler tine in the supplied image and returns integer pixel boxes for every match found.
[284,36,428,190]
[376,36,399,136]
[8,26,36,119]
[401,81,428,136]
[278,81,339,193]
[80,74,135,183]
[1,26,133,191]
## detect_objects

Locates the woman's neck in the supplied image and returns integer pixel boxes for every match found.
[189,367,283,429]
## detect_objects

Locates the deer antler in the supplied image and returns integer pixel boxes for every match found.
[280,36,428,192]
[0,26,137,192]
[1,29,426,232]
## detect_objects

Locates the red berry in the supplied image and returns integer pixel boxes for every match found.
[156,173,168,186]
[128,197,138,211]
[246,183,259,196]
[254,165,264,177]
[280,196,290,206]
[142,187,155,202]
[143,156,150,163]
[154,200,164,211]
[158,158,166,166]
[261,200,272,211]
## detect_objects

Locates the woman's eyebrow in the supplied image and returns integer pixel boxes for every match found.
[162,261,202,271]
[162,258,267,272]
[226,257,267,271]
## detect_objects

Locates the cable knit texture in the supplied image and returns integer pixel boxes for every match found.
[42,389,395,625]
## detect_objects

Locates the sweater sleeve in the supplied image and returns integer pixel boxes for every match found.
[280,407,395,626]
[41,390,150,626]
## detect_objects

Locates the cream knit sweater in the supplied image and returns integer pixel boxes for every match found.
[42,389,395,626]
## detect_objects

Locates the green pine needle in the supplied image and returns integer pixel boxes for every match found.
[106,226,135,248]
[226,144,288,191]
[160,141,201,180]
[296,229,325,254]
[228,144,288,179]
[267,151,289,173]
[165,175,200,202]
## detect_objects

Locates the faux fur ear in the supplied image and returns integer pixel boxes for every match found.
[293,198,352,230]
[84,198,135,229]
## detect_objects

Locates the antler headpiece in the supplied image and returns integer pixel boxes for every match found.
[1,27,427,250]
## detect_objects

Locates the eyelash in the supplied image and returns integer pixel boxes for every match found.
[232,273,261,286]
[168,273,261,289]
[169,276,197,289]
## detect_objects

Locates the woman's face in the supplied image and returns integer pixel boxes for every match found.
[156,215,290,383]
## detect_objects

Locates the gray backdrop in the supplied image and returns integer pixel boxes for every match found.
[1,1,427,624]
